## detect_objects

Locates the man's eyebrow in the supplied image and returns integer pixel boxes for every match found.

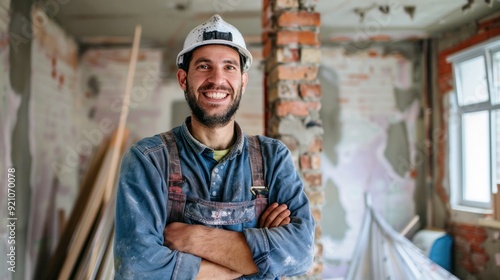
[222,58,239,64]
[193,57,239,66]
[193,57,212,65]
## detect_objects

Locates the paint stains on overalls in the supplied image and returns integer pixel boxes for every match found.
[161,131,268,227]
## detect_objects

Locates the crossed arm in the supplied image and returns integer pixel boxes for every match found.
[164,203,291,279]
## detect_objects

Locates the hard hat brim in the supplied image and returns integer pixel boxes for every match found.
[176,39,253,72]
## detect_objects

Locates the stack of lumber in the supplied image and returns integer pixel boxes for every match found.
[42,25,142,280]
[43,130,128,279]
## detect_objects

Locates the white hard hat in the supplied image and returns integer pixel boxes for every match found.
[177,14,253,72]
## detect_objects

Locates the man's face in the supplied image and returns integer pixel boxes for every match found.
[177,44,248,128]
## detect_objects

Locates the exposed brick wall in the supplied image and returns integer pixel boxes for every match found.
[436,14,500,279]
[450,223,490,274]
[262,0,323,277]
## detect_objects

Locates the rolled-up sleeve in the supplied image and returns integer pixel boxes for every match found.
[114,145,201,279]
[242,140,315,279]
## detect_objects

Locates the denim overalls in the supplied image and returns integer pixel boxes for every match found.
[160,130,268,226]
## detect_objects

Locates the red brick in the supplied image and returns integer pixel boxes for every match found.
[263,39,273,59]
[300,154,311,170]
[269,65,318,83]
[314,223,322,240]
[299,83,321,99]
[277,30,320,46]
[277,11,320,27]
[262,0,272,28]
[275,100,321,117]
[477,14,500,31]
[304,176,323,190]
[307,136,323,152]
[308,261,323,276]
[449,223,491,274]
[368,35,391,41]
[348,74,370,80]
[261,31,272,45]
[314,220,322,239]
[314,238,323,256]
[300,153,321,170]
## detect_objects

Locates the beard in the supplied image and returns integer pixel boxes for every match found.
[184,80,242,128]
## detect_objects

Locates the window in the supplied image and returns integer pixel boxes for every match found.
[448,38,500,210]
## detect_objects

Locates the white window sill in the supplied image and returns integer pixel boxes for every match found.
[478,218,500,229]
[451,205,493,225]
[451,205,492,215]
[451,205,500,229]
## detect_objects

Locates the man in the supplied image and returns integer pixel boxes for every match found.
[114,14,315,279]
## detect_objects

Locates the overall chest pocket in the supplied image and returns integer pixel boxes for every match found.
[184,196,257,226]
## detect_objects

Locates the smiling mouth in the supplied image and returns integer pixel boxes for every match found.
[204,92,229,100]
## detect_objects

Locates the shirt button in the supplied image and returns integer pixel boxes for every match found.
[212,191,217,196]
[214,168,219,173]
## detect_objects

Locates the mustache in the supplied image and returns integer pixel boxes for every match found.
[198,83,233,93]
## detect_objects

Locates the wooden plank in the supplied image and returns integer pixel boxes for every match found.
[102,23,142,204]
[72,137,129,279]
[96,233,116,279]
[73,184,119,279]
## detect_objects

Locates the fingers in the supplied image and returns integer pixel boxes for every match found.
[259,202,278,228]
[268,206,290,228]
[259,203,291,228]
[278,217,291,227]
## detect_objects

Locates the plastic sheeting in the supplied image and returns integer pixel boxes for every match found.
[345,194,458,280]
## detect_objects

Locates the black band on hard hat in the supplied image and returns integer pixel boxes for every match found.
[203,31,233,42]
[178,45,245,73]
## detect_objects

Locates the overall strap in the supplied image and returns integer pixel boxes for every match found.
[160,131,186,224]
[161,131,184,189]
[247,135,264,187]
[247,135,268,219]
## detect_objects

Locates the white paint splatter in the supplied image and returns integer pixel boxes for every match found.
[211,210,229,219]
[283,256,297,266]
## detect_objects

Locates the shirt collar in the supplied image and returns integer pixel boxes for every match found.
[180,117,245,158]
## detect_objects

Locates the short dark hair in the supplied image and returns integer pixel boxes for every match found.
[178,45,245,73]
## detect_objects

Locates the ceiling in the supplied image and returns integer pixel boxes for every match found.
[55,0,500,49]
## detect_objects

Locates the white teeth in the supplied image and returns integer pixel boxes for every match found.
[205,92,227,99]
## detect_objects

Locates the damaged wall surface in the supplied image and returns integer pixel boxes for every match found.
[319,43,423,278]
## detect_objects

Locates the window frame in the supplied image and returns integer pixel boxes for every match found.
[447,37,500,210]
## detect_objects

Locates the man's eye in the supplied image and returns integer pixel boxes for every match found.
[226,65,236,70]
[198,65,209,69]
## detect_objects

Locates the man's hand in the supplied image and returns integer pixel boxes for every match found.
[259,203,291,228]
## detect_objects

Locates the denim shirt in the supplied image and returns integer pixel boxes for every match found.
[114,118,315,279]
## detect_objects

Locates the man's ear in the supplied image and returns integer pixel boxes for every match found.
[177,69,187,91]
[241,72,248,94]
